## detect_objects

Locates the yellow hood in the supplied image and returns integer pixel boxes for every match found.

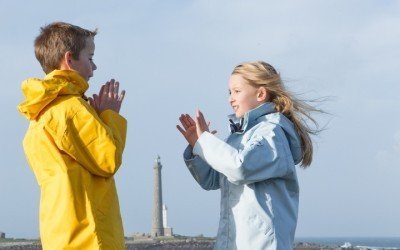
[18,70,88,120]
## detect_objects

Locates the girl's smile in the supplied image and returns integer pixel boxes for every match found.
[228,74,266,118]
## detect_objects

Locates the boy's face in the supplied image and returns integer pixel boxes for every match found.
[69,37,97,81]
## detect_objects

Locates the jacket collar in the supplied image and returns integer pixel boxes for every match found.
[228,102,276,134]
[18,70,89,120]
[45,70,89,95]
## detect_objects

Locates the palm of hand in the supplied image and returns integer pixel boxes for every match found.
[177,111,216,147]
[177,114,199,147]
[183,125,198,147]
[88,79,125,114]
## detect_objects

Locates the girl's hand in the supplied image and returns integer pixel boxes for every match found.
[88,79,126,114]
[195,110,209,137]
[195,110,217,137]
[177,111,217,147]
[177,114,198,147]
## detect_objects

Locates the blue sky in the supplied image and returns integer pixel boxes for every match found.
[1,0,399,239]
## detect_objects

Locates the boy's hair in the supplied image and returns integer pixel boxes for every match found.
[34,22,97,74]
[232,61,321,167]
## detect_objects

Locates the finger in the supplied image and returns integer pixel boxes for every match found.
[109,81,115,98]
[109,79,115,93]
[93,94,99,107]
[179,115,189,129]
[103,83,110,99]
[198,110,205,121]
[200,112,208,129]
[178,114,185,123]
[186,114,195,126]
[195,113,205,136]
[195,112,201,127]
[99,85,105,95]
[197,110,207,129]
[183,114,193,128]
[88,97,94,106]
[118,90,126,102]
[207,121,214,133]
[114,81,120,98]
[179,115,190,130]
[200,111,210,132]
[98,85,105,103]
[176,125,186,135]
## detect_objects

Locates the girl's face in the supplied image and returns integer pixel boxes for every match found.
[228,74,267,118]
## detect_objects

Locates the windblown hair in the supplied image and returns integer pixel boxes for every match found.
[34,22,97,74]
[232,61,320,167]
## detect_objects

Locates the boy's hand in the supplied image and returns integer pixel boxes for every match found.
[89,79,126,114]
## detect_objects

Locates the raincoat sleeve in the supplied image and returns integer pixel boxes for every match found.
[193,125,293,185]
[183,145,220,190]
[59,105,127,178]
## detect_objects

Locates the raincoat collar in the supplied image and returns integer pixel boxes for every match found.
[18,70,89,120]
[228,102,276,134]
[45,70,89,95]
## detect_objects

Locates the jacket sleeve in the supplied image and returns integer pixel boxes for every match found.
[183,145,220,190]
[59,105,127,178]
[193,126,293,185]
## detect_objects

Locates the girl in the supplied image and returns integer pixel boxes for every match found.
[177,61,318,250]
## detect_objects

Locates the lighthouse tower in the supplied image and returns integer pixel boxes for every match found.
[151,156,164,237]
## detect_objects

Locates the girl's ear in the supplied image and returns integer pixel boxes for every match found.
[257,87,269,102]
[59,51,73,70]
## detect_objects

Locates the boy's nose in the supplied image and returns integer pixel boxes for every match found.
[92,62,97,71]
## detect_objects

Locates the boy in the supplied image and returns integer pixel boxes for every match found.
[18,22,127,249]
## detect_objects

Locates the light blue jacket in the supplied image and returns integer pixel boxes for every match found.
[183,102,302,250]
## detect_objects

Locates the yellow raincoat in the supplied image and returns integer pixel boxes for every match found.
[18,70,127,250]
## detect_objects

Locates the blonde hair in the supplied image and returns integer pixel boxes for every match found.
[232,61,320,167]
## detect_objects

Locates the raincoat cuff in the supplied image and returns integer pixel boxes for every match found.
[100,110,127,125]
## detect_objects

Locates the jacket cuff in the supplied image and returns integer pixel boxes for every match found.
[100,110,127,125]
[183,145,196,161]
[193,131,211,156]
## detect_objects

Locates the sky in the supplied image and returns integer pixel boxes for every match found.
[1,0,399,239]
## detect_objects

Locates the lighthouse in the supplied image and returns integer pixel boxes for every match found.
[151,156,164,237]
[151,156,173,237]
